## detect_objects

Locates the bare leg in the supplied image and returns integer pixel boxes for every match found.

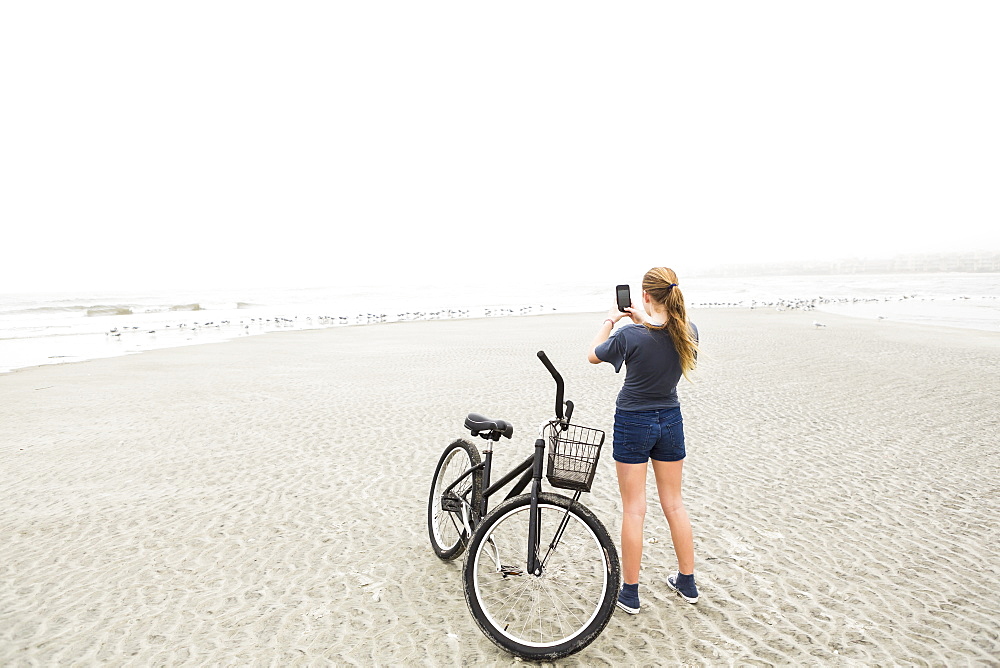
[650,458,694,574]
[615,461,648,584]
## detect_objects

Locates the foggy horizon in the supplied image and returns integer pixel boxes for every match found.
[3,2,998,294]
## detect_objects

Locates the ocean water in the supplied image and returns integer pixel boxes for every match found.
[1,273,997,374]
[688,273,1000,328]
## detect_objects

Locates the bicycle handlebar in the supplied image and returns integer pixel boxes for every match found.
[536,351,565,420]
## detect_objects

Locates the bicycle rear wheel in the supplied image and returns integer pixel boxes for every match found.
[463,492,620,660]
[428,439,482,560]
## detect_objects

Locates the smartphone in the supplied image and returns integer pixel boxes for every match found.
[616,284,631,313]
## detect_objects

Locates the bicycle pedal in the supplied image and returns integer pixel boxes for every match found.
[500,566,524,578]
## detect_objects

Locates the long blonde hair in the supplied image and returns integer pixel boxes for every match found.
[641,267,698,379]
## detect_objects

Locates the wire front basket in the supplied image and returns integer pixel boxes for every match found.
[546,422,606,492]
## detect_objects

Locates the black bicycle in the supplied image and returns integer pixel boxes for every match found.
[427,351,621,660]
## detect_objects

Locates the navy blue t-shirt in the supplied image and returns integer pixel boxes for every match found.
[595,322,698,411]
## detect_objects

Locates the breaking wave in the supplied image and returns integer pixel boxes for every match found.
[85,306,135,317]
[0,303,241,317]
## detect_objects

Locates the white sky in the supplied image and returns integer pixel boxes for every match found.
[2,1,998,293]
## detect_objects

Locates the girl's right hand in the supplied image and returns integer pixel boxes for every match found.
[606,304,629,324]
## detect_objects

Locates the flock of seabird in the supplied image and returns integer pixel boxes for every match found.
[105,305,554,339]
[694,293,996,329]
[101,292,994,339]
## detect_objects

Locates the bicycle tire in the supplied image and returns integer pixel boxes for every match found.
[428,439,483,560]
[462,492,620,660]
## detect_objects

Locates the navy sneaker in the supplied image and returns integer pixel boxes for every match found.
[667,572,699,604]
[616,584,640,614]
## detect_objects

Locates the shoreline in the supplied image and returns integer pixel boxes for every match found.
[2,309,998,664]
[4,298,997,377]
[4,272,998,375]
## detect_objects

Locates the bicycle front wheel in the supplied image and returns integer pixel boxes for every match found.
[463,492,620,660]
[428,439,482,560]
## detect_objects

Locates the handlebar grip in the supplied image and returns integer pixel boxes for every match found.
[537,351,565,420]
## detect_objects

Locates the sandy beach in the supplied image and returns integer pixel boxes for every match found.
[2,309,998,666]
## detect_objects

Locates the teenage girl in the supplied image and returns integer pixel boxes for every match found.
[588,267,700,613]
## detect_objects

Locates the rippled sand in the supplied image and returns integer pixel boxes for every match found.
[2,310,997,665]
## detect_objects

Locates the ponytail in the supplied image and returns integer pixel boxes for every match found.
[641,267,698,379]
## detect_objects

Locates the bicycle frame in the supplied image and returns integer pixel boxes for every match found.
[441,438,535,536]
[441,351,582,576]
[443,420,583,576]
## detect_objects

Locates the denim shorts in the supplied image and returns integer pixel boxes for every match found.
[612,407,686,464]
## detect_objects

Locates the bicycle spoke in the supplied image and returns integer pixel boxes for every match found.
[445,507,462,537]
[540,569,587,634]
[533,531,584,638]
[429,441,481,559]
[435,498,460,543]
[470,499,611,648]
[495,576,535,631]
[477,561,536,634]
[546,583,571,643]
[477,528,534,631]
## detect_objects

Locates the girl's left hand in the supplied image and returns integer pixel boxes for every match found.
[624,304,647,325]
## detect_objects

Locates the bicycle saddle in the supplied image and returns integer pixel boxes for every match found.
[465,413,514,441]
